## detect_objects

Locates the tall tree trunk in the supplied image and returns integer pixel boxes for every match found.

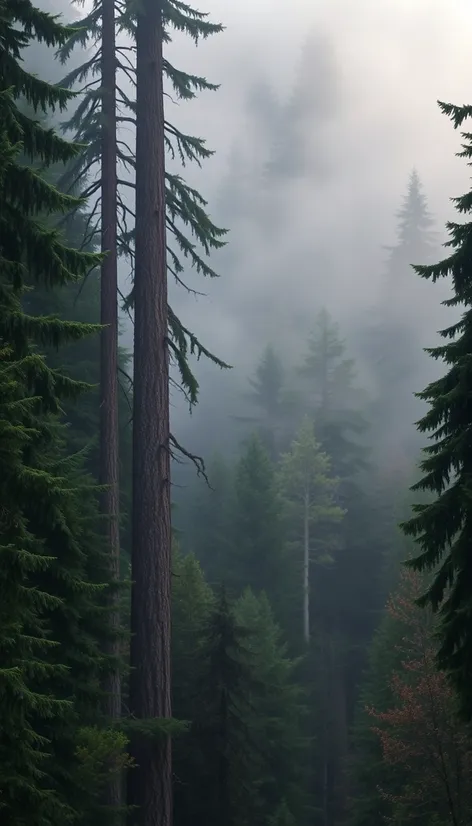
[100,0,122,812]
[303,490,310,644]
[128,0,172,821]
[320,629,330,826]
[330,634,349,825]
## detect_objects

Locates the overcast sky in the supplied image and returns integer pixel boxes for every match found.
[159,0,471,363]
[34,0,472,445]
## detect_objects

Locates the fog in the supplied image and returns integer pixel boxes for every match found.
[161,0,471,457]
[28,0,472,461]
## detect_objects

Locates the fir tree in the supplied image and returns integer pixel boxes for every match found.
[183,453,235,583]
[234,590,307,826]
[0,5,123,819]
[237,344,292,459]
[298,308,367,480]
[348,597,406,826]
[57,0,229,406]
[188,588,258,826]
[401,102,472,720]
[231,434,285,604]
[360,169,437,468]
[277,418,344,644]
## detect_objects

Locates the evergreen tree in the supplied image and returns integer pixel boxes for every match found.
[231,434,286,605]
[264,33,337,185]
[238,345,293,459]
[299,308,367,480]
[401,102,472,720]
[277,418,344,644]
[359,169,437,468]
[182,453,235,583]
[0,5,124,820]
[21,173,133,565]
[186,588,258,826]
[172,548,214,826]
[234,590,307,826]
[298,312,385,823]
[349,570,472,826]
[348,598,406,826]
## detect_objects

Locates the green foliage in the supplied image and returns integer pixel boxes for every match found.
[239,345,291,458]
[0,9,125,822]
[184,453,236,583]
[401,101,472,720]
[232,434,286,602]
[234,590,308,825]
[299,309,367,480]
[57,0,230,408]
[348,605,406,826]
[277,417,344,566]
[172,578,307,826]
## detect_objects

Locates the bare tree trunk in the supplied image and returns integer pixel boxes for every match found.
[127,0,172,821]
[100,0,122,813]
[303,491,310,644]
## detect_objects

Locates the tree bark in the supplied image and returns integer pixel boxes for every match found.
[100,0,122,812]
[127,0,172,822]
[303,490,310,644]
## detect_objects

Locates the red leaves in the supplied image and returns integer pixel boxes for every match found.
[367,570,472,824]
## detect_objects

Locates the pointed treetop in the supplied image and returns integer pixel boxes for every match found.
[247,344,284,413]
[300,309,357,412]
[384,169,436,272]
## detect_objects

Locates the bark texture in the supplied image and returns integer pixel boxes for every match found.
[128,0,172,821]
[100,0,122,812]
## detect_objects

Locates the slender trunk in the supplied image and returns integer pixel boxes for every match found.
[331,635,348,824]
[303,490,310,644]
[320,629,330,826]
[100,0,121,812]
[128,0,172,822]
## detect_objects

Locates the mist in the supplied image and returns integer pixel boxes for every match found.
[158,0,471,463]
[26,0,471,459]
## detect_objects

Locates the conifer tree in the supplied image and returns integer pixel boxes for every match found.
[299,309,367,479]
[183,453,235,583]
[231,434,285,604]
[348,596,407,826]
[0,3,123,819]
[57,0,124,789]
[188,588,257,826]
[128,3,226,824]
[238,345,290,459]
[234,590,307,825]
[277,418,344,644]
[401,102,472,720]
[360,169,437,467]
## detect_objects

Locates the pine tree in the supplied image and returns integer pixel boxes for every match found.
[348,598,406,826]
[182,453,235,584]
[234,590,307,826]
[58,0,228,405]
[187,588,258,826]
[264,33,337,185]
[368,571,472,826]
[231,434,286,604]
[20,171,133,562]
[240,345,290,459]
[171,548,214,826]
[401,102,472,721]
[360,169,437,468]
[298,311,385,823]
[299,309,367,479]
[277,418,344,645]
[0,5,123,819]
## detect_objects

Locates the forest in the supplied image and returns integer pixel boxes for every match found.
[2,0,472,825]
